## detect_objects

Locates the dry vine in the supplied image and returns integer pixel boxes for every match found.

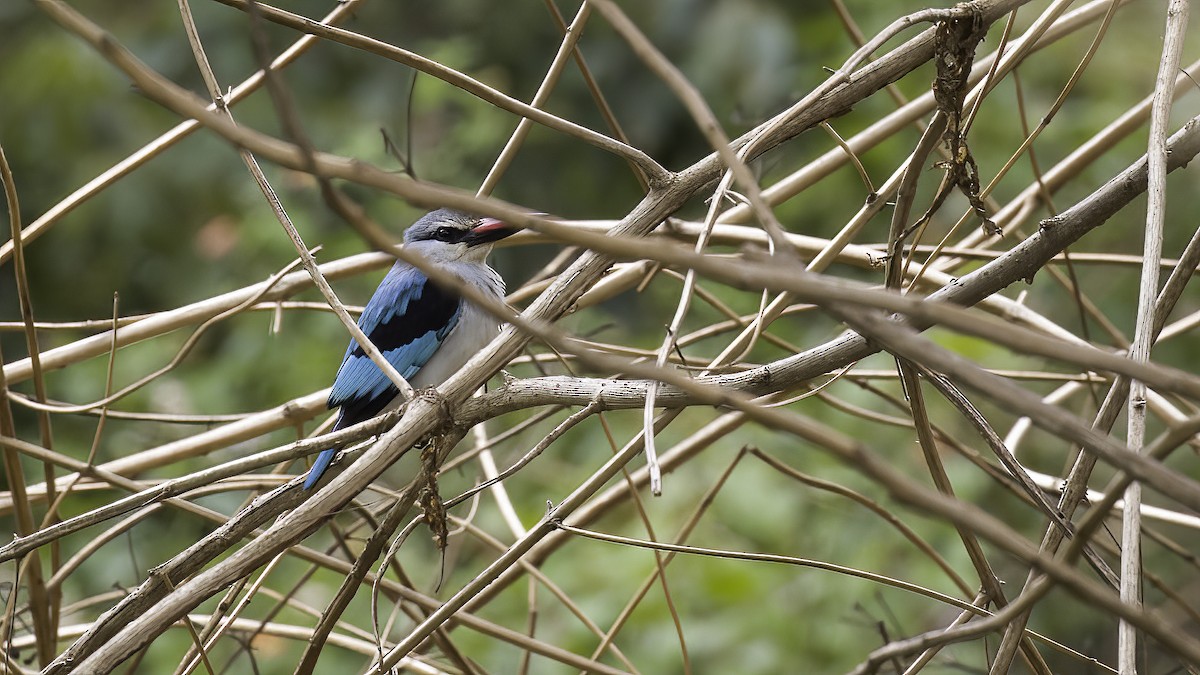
[2,0,1200,673]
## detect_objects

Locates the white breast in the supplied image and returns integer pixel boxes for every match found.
[409,261,505,390]
[410,301,501,389]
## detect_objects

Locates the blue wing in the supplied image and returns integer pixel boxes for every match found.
[305,263,460,489]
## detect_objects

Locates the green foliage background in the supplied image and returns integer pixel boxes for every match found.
[2,0,1199,673]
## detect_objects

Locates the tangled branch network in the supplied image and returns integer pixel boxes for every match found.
[3,0,1200,673]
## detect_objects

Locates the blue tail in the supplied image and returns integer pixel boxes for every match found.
[304,412,347,490]
[303,448,336,489]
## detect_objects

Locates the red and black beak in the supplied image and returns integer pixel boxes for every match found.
[463,217,520,247]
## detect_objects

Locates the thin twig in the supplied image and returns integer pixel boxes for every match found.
[1119,1,1188,671]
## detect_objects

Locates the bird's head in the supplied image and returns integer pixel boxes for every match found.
[403,208,519,264]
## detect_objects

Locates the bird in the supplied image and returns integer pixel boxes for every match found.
[304,208,518,489]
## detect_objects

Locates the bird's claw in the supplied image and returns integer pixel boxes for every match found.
[416,386,455,429]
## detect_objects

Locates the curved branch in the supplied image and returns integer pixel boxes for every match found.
[208,0,670,184]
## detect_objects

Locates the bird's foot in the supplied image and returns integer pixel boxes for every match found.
[415,386,455,431]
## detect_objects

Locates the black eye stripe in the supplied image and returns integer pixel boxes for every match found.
[433,226,463,242]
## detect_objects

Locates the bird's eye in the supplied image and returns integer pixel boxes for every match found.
[434,227,458,242]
